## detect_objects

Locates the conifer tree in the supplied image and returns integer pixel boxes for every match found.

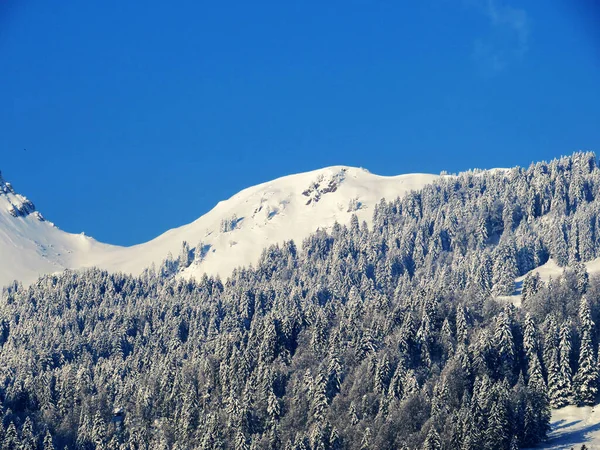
[20,417,36,450]
[542,315,558,372]
[546,346,563,408]
[485,396,509,450]
[494,312,515,377]
[423,428,442,450]
[440,317,455,361]
[523,313,538,359]
[492,240,518,295]
[360,427,371,450]
[552,323,573,407]
[310,374,328,423]
[43,431,55,450]
[527,352,546,393]
[573,298,598,405]
[374,354,390,394]
[329,427,341,450]
[349,402,359,426]
[2,422,18,450]
[235,431,249,450]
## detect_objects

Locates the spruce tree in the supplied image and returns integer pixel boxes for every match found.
[485,395,509,450]
[2,422,18,450]
[20,417,36,450]
[43,431,55,450]
[494,312,515,377]
[423,428,442,450]
[573,299,598,405]
[552,323,573,407]
[546,346,564,408]
[360,427,371,450]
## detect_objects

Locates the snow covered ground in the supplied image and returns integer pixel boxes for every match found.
[0,166,440,287]
[0,172,118,286]
[526,406,600,449]
[498,257,600,306]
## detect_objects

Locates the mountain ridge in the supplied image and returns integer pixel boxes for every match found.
[0,165,441,287]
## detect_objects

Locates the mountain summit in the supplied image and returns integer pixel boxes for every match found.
[91,166,441,281]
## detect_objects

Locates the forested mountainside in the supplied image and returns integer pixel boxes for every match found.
[2,152,600,449]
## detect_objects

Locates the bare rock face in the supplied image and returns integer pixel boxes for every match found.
[0,171,43,220]
[302,168,347,205]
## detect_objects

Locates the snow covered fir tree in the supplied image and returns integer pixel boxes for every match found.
[4,152,600,448]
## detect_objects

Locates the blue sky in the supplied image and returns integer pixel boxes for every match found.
[1,0,599,246]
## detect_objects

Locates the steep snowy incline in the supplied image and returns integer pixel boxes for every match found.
[91,166,441,280]
[0,172,120,287]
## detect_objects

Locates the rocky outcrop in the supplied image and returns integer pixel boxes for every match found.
[302,168,347,205]
[1,171,44,220]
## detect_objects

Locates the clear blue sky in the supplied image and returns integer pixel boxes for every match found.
[1,0,599,246]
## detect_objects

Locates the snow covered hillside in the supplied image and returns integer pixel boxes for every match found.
[92,166,440,280]
[526,406,600,450]
[0,166,440,287]
[0,172,119,287]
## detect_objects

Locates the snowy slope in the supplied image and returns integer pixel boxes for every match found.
[525,406,600,449]
[0,172,120,287]
[91,166,440,280]
[518,258,600,286]
[499,257,600,306]
[0,166,440,287]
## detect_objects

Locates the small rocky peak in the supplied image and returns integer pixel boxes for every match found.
[302,168,347,205]
[0,171,44,220]
[0,171,16,195]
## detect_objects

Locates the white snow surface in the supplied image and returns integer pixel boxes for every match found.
[0,172,117,287]
[0,166,440,287]
[93,166,440,281]
[526,405,600,449]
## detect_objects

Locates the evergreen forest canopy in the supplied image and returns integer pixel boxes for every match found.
[2,152,600,449]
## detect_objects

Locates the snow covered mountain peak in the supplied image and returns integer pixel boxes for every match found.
[0,165,441,287]
[90,165,441,280]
